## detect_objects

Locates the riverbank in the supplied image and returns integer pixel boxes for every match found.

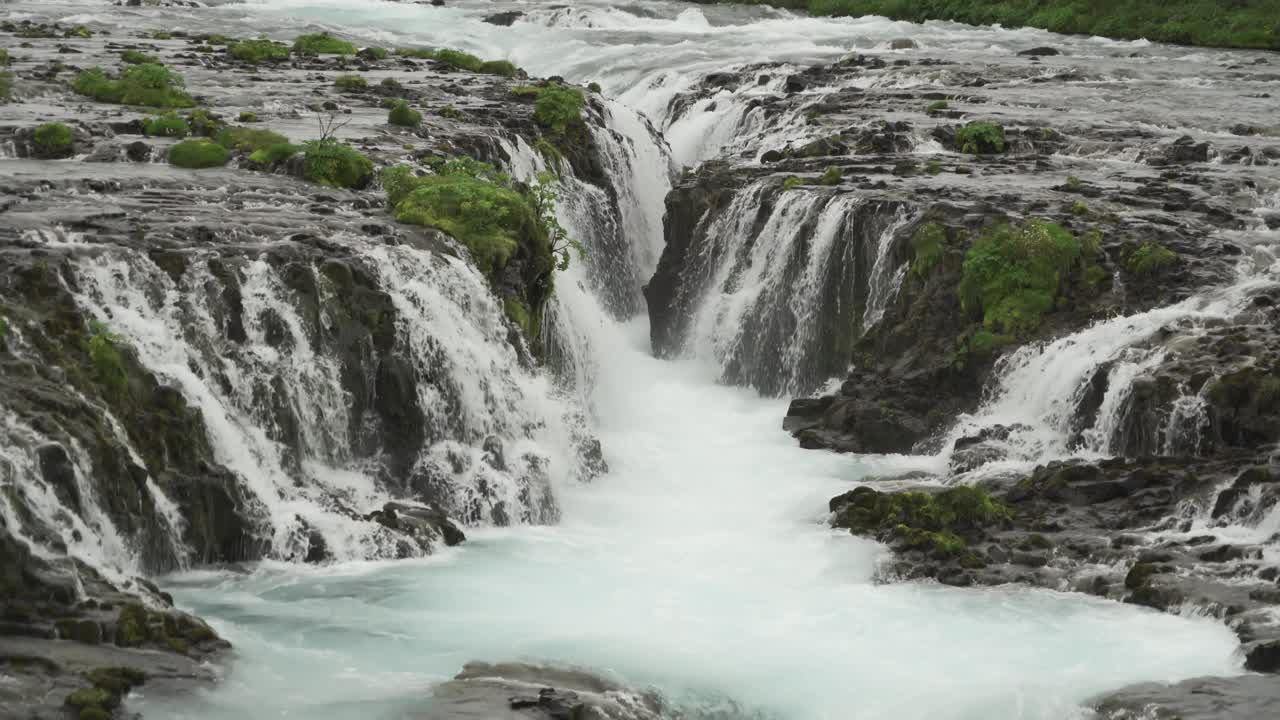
[688,0,1280,50]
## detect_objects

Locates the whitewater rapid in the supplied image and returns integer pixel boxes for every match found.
[17,0,1264,717]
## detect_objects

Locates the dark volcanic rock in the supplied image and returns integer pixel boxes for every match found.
[1093,675,1280,719]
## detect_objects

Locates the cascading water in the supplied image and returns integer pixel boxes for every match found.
[10,1,1278,718]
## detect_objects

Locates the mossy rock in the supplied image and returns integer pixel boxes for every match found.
[293,32,354,55]
[168,139,229,169]
[229,38,290,64]
[71,63,194,108]
[32,122,74,159]
[302,140,373,189]
[954,121,1005,154]
[65,687,112,709]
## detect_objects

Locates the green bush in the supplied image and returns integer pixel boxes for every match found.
[302,140,373,189]
[293,33,355,55]
[1125,242,1178,277]
[238,111,258,123]
[168,139,229,169]
[954,121,1005,154]
[926,99,948,114]
[85,321,127,395]
[819,166,842,186]
[387,100,421,128]
[587,81,602,94]
[364,47,388,60]
[431,48,483,72]
[382,165,422,206]
[216,126,288,153]
[186,108,222,137]
[33,122,74,153]
[781,176,802,192]
[121,49,158,65]
[247,143,301,166]
[334,74,366,90]
[910,222,945,277]
[959,219,1082,336]
[229,38,290,63]
[143,111,189,138]
[71,63,194,108]
[533,84,584,134]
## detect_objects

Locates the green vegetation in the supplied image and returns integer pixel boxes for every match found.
[1071,200,1089,215]
[238,111,258,123]
[381,77,401,88]
[439,105,463,121]
[71,63,194,108]
[303,139,373,189]
[0,71,12,101]
[533,84,585,134]
[143,111,189,138]
[334,74,367,91]
[832,484,1008,563]
[1124,241,1178,276]
[925,159,943,175]
[954,121,1005,154]
[479,59,518,77]
[926,99,948,114]
[0,49,9,66]
[33,122,73,154]
[587,81,602,94]
[394,47,520,76]
[64,688,111,709]
[229,38,290,63]
[365,46,389,60]
[781,176,802,192]
[247,143,301,166]
[121,49,158,65]
[84,321,127,395]
[186,108,222,137]
[910,222,945,277]
[958,219,1084,336]
[819,166,842,186]
[431,48,484,71]
[1066,174,1083,189]
[293,32,355,55]
[387,100,422,128]
[216,126,288,153]
[716,0,1280,50]
[168,139,229,169]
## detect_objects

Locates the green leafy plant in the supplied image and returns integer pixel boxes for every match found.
[33,122,74,153]
[910,222,946,277]
[587,81,602,93]
[85,321,127,396]
[1065,174,1082,189]
[121,49,159,65]
[819,166,842,186]
[216,126,288,153]
[926,99,948,114]
[954,121,1005,154]
[530,171,584,271]
[247,143,301,166]
[958,219,1081,336]
[781,176,802,192]
[238,111,258,123]
[533,83,585,134]
[1124,242,1178,277]
[302,117,372,188]
[479,59,518,77]
[168,139,229,169]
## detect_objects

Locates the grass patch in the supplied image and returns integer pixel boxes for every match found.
[910,222,945,277]
[229,38,290,63]
[168,139,229,169]
[84,321,127,396]
[533,84,584,134]
[781,176,802,192]
[33,122,73,154]
[247,142,301,166]
[334,74,367,91]
[819,166,842,185]
[926,99,948,114]
[1124,241,1178,276]
[216,126,288,153]
[293,32,355,55]
[71,63,194,108]
[121,49,159,65]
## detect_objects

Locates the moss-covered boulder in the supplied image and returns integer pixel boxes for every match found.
[31,121,75,159]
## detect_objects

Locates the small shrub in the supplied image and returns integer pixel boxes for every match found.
[216,126,288,153]
[925,159,943,175]
[247,142,301,166]
[1066,174,1082,189]
[143,111,189,138]
[431,48,483,72]
[387,100,421,128]
[334,74,366,91]
[186,108,222,137]
[364,47,388,60]
[293,33,355,55]
[954,121,1005,154]
[121,49,158,65]
[393,172,536,272]
[168,139,229,169]
[819,166,842,185]
[910,222,945,277]
[382,164,422,206]
[238,111,258,122]
[781,176,802,192]
[71,63,194,108]
[85,321,127,395]
[439,105,463,121]
[202,34,234,46]
[1125,242,1178,277]
[151,31,172,40]
[302,140,373,189]
[1070,200,1089,215]
[33,122,74,154]
[587,81,602,94]
[229,38,290,63]
[533,83,584,134]
[926,99,948,114]
[380,77,401,88]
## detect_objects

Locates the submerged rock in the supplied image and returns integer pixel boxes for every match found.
[421,661,666,720]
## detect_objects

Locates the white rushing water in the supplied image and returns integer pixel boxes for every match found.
[12,0,1272,718]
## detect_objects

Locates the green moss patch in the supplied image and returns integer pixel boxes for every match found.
[393,170,539,272]
[143,111,189,138]
[909,222,945,277]
[334,74,367,91]
[832,484,1008,561]
[121,49,159,65]
[533,83,585,134]
[247,142,302,166]
[388,100,422,128]
[33,122,74,155]
[1124,241,1178,277]
[216,126,288,153]
[71,63,194,108]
